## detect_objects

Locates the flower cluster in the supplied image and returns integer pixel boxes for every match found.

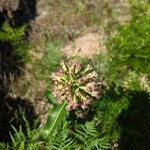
[51,61,101,110]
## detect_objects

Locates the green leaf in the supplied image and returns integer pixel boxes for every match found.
[42,102,67,140]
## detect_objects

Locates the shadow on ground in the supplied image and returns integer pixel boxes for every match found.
[0,0,37,82]
[0,92,37,142]
[0,0,37,26]
[0,41,23,90]
[0,0,37,143]
[118,91,150,150]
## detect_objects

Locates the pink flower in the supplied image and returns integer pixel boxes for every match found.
[51,61,101,111]
[91,91,100,98]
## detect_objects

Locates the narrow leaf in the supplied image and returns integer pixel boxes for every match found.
[42,102,67,140]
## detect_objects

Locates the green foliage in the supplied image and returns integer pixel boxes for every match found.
[10,115,41,150]
[0,23,26,42]
[91,2,150,149]
[45,126,74,150]
[33,40,64,81]
[0,143,9,150]
[5,111,110,150]
[45,122,110,150]
[40,40,64,73]
[89,2,150,147]
[107,2,150,75]
[0,22,30,63]
[91,54,111,81]
[90,0,150,95]
[70,122,110,150]
[94,89,129,140]
[129,0,149,18]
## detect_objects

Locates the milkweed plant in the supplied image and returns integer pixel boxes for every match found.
[51,61,101,110]
[42,61,101,140]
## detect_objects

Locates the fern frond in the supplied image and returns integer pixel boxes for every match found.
[0,22,31,63]
[45,126,75,150]
[0,22,25,42]
[0,142,9,150]
[69,122,110,150]
[9,114,42,150]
